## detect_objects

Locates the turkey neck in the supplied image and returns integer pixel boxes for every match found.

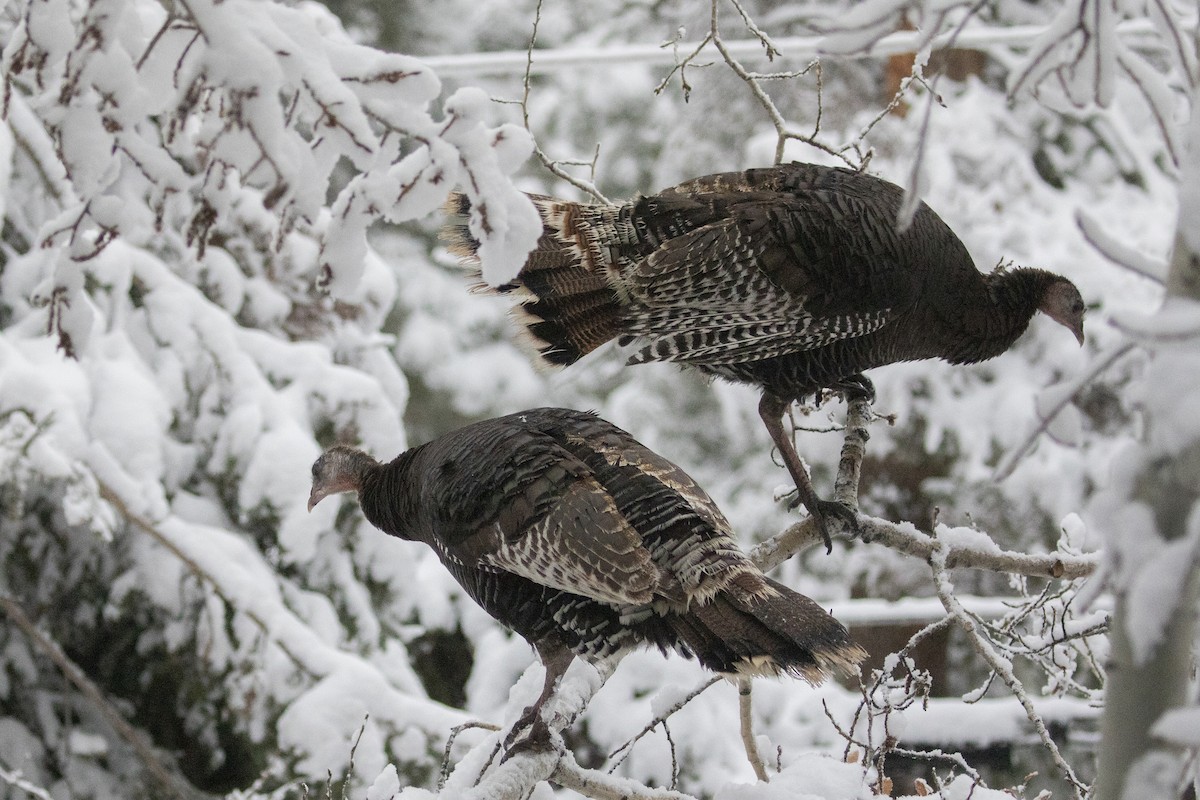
[934,266,1060,365]
[357,449,422,542]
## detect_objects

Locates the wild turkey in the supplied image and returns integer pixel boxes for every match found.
[444,163,1086,550]
[307,407,864,749]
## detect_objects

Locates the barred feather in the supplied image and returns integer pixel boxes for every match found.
[308,408,865,680]
[443,164,1084,400]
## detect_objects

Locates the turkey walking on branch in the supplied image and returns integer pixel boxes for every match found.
[445,163,1087,551]
[307,407,865,749]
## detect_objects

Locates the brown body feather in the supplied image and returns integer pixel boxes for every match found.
[308,408,865,747]
[444,164,1086,549]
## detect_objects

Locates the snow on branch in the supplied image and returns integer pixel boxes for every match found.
[930,540,1090,799]
[1007,0,1189,165]
[753,399,1100,580]
[419,19,1163,78]
[2,0,539,334]
[0,594,193,800]
[995,341,1139,482]
[1077,208,1168,283]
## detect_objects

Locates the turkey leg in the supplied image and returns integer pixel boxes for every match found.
[758,393,859,553]
[503,640,575,755]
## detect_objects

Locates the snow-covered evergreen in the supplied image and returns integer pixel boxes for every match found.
[1,1,1194,798]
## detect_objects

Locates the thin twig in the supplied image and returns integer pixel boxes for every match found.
[440,722,502,791]
[607,676,722,770]
[0,765,55,800]
[707,0,858,167]
[520,0,609,202]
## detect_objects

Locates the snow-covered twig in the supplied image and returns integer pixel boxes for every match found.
[1076,208,1167,283]
[0,765,55,800]
[929,539,1090,798]
[1117,45,1184,166]
[551,750,699,800]
[994,341,1138,481]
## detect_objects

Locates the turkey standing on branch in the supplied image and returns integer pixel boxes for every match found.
[444,163,1086,551]
[307,407,865,750]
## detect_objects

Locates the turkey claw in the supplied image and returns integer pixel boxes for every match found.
[502,718,555,761]
[811,499,859,554]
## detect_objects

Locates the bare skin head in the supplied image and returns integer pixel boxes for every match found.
[1039,278,1086,346]
[307,445,377,511]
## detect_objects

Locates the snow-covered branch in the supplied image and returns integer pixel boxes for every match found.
[930,541,1089,799]
[420,19,1164,78]
[753,509,1098,581]
[550,751,699,800]
[3,0,539,326]
[0,594,193,800]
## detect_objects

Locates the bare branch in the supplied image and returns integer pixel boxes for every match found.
[707,0,860,167]
[607,677,721,771]
[520,0,609,202]
[930,540,1089,798]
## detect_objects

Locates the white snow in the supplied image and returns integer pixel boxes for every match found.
[0,0,1191,797]
[1150,705,1200,747]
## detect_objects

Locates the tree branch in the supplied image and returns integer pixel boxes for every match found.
[93,479,319,679]
[929,540,1089,798]
[751,395,1099,579]
[552,750,699,800]
[0,765,54,800]
[518,0,610,202]
[754,513,1098,579]
[0,595,197,800]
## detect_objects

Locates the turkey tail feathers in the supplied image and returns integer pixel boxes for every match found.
[677,577,864,683]
[443,192,626,368]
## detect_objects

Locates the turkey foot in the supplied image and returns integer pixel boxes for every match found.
[501,641,573,759]
[502,708,554,758]
[759,393,861,553]
[832,373,876,404]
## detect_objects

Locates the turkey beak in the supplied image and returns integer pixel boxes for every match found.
[1073,324,1085,347]
[307,487,324,512]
